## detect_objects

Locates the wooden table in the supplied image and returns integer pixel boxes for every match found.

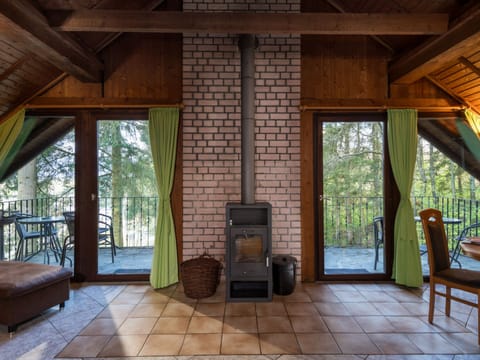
[460,241,480,261]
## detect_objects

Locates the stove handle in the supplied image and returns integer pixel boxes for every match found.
[265,250,269,267]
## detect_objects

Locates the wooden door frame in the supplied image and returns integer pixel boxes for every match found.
[75,109,183,282]
[300,111,397,282]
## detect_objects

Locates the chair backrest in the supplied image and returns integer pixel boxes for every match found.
[373,216,384,242]
[419,208,450,274]
[63,211,75,236]
[13,213,34,239]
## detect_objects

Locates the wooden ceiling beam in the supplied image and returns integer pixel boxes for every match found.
[48,10,448,35]
[0,0,103,82]
[389,7,480,84]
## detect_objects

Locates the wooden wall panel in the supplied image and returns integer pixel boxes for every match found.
[102,33,182,101]
[389,78,451,99]
[39,33,182,103]
[301,35,389,100]
[40,76,103,98]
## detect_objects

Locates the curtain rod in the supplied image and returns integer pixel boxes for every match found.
[24,101,184,110]
[299,105,465,112]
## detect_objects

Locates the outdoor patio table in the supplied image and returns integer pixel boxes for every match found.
[414,216,462,225]
[16,216,65,264]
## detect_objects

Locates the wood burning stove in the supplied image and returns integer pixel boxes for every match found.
[226,202,272,301]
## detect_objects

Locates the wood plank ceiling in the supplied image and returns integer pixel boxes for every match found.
[0,0,478,179]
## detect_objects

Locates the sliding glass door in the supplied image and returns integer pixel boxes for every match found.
[316,113,389,279]
[97,119,155,275]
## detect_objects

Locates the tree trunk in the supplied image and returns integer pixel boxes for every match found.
[18,159,37,214]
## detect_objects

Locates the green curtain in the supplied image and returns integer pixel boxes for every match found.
[387,109,423,287]
[0,117,36,181]
[457,110,480,161]
[0,109,26,166]
[148,107,180,289]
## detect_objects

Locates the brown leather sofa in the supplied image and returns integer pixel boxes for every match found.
[0,261,72,333]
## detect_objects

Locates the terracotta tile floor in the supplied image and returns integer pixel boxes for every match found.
[1,280,479,359]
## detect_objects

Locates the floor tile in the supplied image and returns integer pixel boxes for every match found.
[225,302,256,316]
[259,333,301,354]
[387,316,436,333]
[369,333,422,354]
[290,315,329,333]
[334,290,367,303]
[304,286,340,302]
[139,334,184,356]
[151,316,190,334]
[140,290,171,304]
[194,302,226,316]
[359,290,397,302]
[256,302,287,316]
[129,302,166,317]
[285,302,319,316]
[280,290,312,302]
[162,302,195,317]
[97,334,147,357]
[187,316,223,333]
[314,302,350,316]
[5,281,480,359]
[372,301,411,316]
[296,332,341,354]
[221,333,260,354]
[343,301,382,316]
[180,333,222,355]
[223,316,258,333]
[110,291,144,305]
[79,318,122,335]
[323,316,364,333]
[258,316,294,333]
[354,315,396,333]
[57,335,110,358]
[408,333,462,353]
[333,333,381,354]
[116,317,157,335]
[443,332,480,353]
[96,304,135,319]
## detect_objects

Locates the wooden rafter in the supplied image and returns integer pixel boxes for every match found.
[0,55,29,82]
[48,10,448,35]
[86,0,167,52]
[389,6,480,84]
[323,0,395,54]
[0,0,103,82]
[459,56,480,78]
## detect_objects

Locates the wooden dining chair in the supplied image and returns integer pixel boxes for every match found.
[419,208,480,344]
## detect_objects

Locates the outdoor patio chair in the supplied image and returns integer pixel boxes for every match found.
[61,211,75,267]
[450,222,480,268]
[373,216,383,270]
[14,213,42,261]
[61,211,116,266]
[419,208,480,345]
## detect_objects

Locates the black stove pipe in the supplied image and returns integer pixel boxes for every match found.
[239,34,256,205]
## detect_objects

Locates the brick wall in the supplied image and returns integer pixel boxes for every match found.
[182,0,302,278]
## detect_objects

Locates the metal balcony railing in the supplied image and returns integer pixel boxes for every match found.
[323,196,479,250]
[0,196,158,261]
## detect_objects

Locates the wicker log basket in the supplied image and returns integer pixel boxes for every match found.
[180,254,222,299]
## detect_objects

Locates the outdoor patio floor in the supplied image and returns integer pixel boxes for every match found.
[45,245,480,275]
[0,280,479,359]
